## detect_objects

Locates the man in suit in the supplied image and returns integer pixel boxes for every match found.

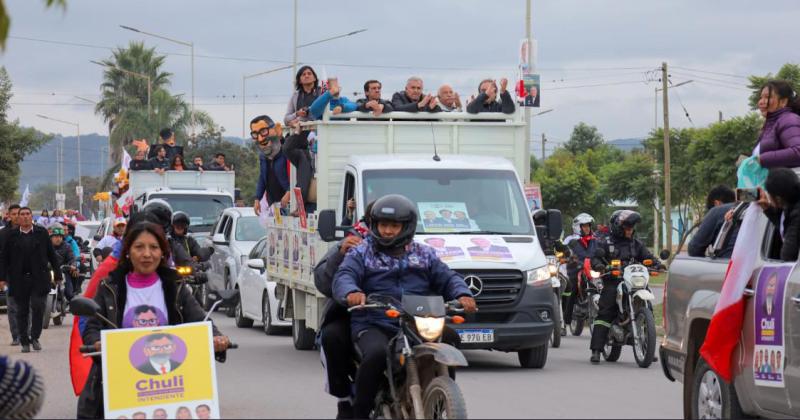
[136,333,183,375]
[0,207,62,353]
[466,237,512,255]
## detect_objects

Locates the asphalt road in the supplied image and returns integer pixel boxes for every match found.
[2,308,681,419]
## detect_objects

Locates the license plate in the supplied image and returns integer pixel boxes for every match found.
[458,329,495,343]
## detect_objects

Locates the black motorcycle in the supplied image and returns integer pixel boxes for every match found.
[349,294,469,419]
[43,265,71,329]
[175,261,212,308]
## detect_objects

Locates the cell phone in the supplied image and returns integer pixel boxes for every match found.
[736,188,760,202]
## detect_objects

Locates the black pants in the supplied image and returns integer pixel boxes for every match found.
[590,278,621,351]
[353,328,391,419]
[320,317,355,398]
[562,272,578,324]
[282,131,314,204]
[15,289,48,346]
[7,296,20,341]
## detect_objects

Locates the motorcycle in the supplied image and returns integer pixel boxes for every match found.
[43,265,71,329]
[569,258,602,337]
[349,294,469,419]
[175,261,212,309]
[546,253,568,348]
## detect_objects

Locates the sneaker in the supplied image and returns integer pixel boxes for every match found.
[21,344,30,353]
[31,340,42,351]
[590,350,601,364]
[336,401,354,419]
[10,339,20,346]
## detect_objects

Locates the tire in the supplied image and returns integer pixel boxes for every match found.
[224,274,235,318]
[603,343,622,362]
[422,376,468,420]
[234,293,253,328]
[518,343,548,368]
[570,318,584,336]
[262,292,281,335]
[691,357,745,420]
[42,294,54,330]
[551,291,562,348]
[633,308,656,368]
[292,318,316,350]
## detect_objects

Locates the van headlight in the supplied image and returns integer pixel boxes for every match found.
[415,316,445,341]
[527,266,551,287]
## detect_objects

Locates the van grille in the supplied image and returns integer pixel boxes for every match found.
[455,269,524,305]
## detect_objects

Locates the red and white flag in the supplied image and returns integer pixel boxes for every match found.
[699,203,762,382]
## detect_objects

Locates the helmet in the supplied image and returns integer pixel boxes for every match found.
[49,222,65,237]
[572,213,595,236]
[141,199,173,231]
[610,210,641,238]
[172,211,190,227]
[368,194,418,252]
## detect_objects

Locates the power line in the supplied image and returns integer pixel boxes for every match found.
[670,71,748,88]
[546,80,647,91]
[691,80,752,92]
[670,66,749,80]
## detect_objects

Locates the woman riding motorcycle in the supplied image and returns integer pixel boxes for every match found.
[563,213,599,333]
[589,210,658,364]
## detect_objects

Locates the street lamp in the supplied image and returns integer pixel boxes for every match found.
[242,65,293,138]
[36,114,82,213]
[91,60,152,116]
[292,0,367,77]
[120,25,194,137]
[654,80,693,130]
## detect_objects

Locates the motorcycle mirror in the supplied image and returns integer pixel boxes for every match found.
[69,297,100,317]
[659,249,671,261]
[317,209,337,242]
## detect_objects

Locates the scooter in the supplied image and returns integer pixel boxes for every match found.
[349,294,469,419]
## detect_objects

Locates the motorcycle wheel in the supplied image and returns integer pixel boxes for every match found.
[197,284,210,311]
[422,376,468,420]
[234,296,254,328]
[550,291,562,348]
[42,294,54,330]
[603,343,622,362]
[570,318,584,336]
[633,308,656,368]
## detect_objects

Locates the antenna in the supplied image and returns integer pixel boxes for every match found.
[429,122,441,162]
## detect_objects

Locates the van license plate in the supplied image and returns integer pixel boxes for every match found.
[458,329,494,343]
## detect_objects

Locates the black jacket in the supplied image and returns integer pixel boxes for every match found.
[149,157,171,170]
[130,159,153,171]
[391,91,441,113]
[0,225,62,297]
[313,242,349,329]
[688,203,737,258]
[466,91,516,114]
[765,201,800,261]
[598,234,657,266]
[170,234,212,265]
[147,143,184,161]
[356,98,394,113]
[53,241,76,268]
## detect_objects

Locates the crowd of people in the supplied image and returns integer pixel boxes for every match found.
[129,128,233,173]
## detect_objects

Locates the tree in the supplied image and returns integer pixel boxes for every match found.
[0,67,51,203]
[184,126,260,201]
[748,63,800,110]
[27,176,102,214]
[0,0,65,50]
[533,149,603,229]
[564,122,604,155]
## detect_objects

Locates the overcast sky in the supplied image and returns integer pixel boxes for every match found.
[2,0,797,153]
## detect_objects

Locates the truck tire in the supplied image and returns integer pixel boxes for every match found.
[262,292,281,335]
[691,357,745,420]
[518,343,548,368]
[633,308,656,368]
[422,376,468,419]
[234,295,253,328]
[551,291,562,348]
[292,318,316,350]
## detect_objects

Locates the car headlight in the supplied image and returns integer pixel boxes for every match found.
[176,266,193,276]
[527,266,551,287]
[415,316,445,341]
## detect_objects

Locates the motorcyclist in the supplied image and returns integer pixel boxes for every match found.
[169,211,213,266]
[589,210,658,364]
[562,213,600,335]
[332,194,477,419]
[49,223,78,300]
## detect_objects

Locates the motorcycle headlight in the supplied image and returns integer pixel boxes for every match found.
[527,266,551,287]
[628,275,647,289]
[590,270,601,279]
[414,316,445,341]
[176,266,193,276]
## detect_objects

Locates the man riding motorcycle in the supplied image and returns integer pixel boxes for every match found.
[332,194,477,419]
[563,213,599,335]
[589,210,658,364]
[169,211,213,265]
[49,223,78,300]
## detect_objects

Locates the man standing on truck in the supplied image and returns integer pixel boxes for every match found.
[250,115,291,215]
[590,210,658,364]
[688,185,738,258]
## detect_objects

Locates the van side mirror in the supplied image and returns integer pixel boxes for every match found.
[546,209,563,240]
[659,249,671,261]
[318,209,337,242]
[531,209,547,226]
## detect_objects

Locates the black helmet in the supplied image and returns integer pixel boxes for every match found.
[368,194,418,252]
[141,199,173,231]
[610,210,641,238]
[172,211,190,227]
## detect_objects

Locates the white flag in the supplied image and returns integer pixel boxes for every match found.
[121,148,132,172]
[19,184,31,207]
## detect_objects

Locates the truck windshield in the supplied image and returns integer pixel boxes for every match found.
[236,216,266,241]
[149,194,233,233]
[363,169,534,235]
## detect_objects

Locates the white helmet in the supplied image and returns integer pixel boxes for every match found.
[572,213,595,235]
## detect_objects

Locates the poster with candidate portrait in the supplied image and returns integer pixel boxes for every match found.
[518,73,540,108]
[753,264,791,388]
[101,322,220,418]
[418,202,475,233]
[524,184,543,211]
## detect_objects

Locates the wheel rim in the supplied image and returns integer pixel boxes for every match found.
[428,388,449,419]
[698,370,723,419]
[634,314,647,361]
[235,300,243,320]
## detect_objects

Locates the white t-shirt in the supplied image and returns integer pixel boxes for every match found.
[123,279,169,329]
[96,235,121,251]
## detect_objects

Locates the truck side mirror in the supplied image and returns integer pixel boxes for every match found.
[318,209,337,242]
[659,249,671,261]
[546,209,563,240]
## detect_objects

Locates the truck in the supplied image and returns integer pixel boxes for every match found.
[661,202,800,418]
[128,170,235,238]
[263,110,564,368]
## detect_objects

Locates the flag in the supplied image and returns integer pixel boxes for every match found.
[115,190,133,217]
[19,185,30,207]
[258,192,269,228]
[699,203,762,382]
[121,148,132,172]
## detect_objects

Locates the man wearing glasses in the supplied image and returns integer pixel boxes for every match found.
[250,115,290,216]
[137,333,182,375]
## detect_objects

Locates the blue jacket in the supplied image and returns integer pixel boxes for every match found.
[309,91,358,120]
[333,237,471,336]
[65,235,80,261]
[255,151,290,202]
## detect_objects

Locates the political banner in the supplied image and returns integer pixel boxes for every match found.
[418,202,475,233]
[524,184,543,210]
[753,264,791,388]
[416,236,514,263]
[518,73,541,108]
[101,322,220,418]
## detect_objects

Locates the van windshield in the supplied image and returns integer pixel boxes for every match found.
[362,169,534,235]
[148,194,233,233]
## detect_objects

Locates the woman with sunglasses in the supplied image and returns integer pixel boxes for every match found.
[77,222,231,419]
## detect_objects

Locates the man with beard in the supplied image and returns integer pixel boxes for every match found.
[251,115,290,215]
[137,333,182,375]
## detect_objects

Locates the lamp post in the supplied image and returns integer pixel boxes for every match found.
[120,25,194,137]
[242,65,293,138]
[90,60,152,116]
[36,114,82,213]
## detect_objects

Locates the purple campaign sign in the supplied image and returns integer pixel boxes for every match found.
[755,266,789,346]
[129,333,188,370]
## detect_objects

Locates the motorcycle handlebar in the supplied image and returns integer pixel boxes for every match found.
[79,345,96,353]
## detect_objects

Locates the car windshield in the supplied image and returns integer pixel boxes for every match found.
[236,216,266,241]
[149,194,233,232]
[362,169,534,235]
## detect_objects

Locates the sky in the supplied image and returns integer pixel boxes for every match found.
[2,0,797,155]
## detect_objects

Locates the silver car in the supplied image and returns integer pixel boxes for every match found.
[233,236,292,334]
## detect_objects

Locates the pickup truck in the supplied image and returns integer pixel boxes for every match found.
[661,203,800,419]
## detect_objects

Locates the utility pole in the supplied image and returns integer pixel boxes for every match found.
[662,62,672,253]
[541,133,546,161]
[525,0,533,181]
[719,111,723,122]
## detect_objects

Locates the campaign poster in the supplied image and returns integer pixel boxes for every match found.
[524,184,543,210]
[418,202,474,233]
[465,236,514,261]
[416,236,515,263]
[753,265,791,388]
[293,187,308,229]
[421,237,467,262]
[101,322,220,419]
[267,230,277,268]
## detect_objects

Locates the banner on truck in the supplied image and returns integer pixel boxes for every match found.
[524,184,543,210]
[753,264,792,388]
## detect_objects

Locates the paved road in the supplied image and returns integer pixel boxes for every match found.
[1,311,681,419]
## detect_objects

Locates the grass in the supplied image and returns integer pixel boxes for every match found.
[649,271,667,286]
[653,302,664,337]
